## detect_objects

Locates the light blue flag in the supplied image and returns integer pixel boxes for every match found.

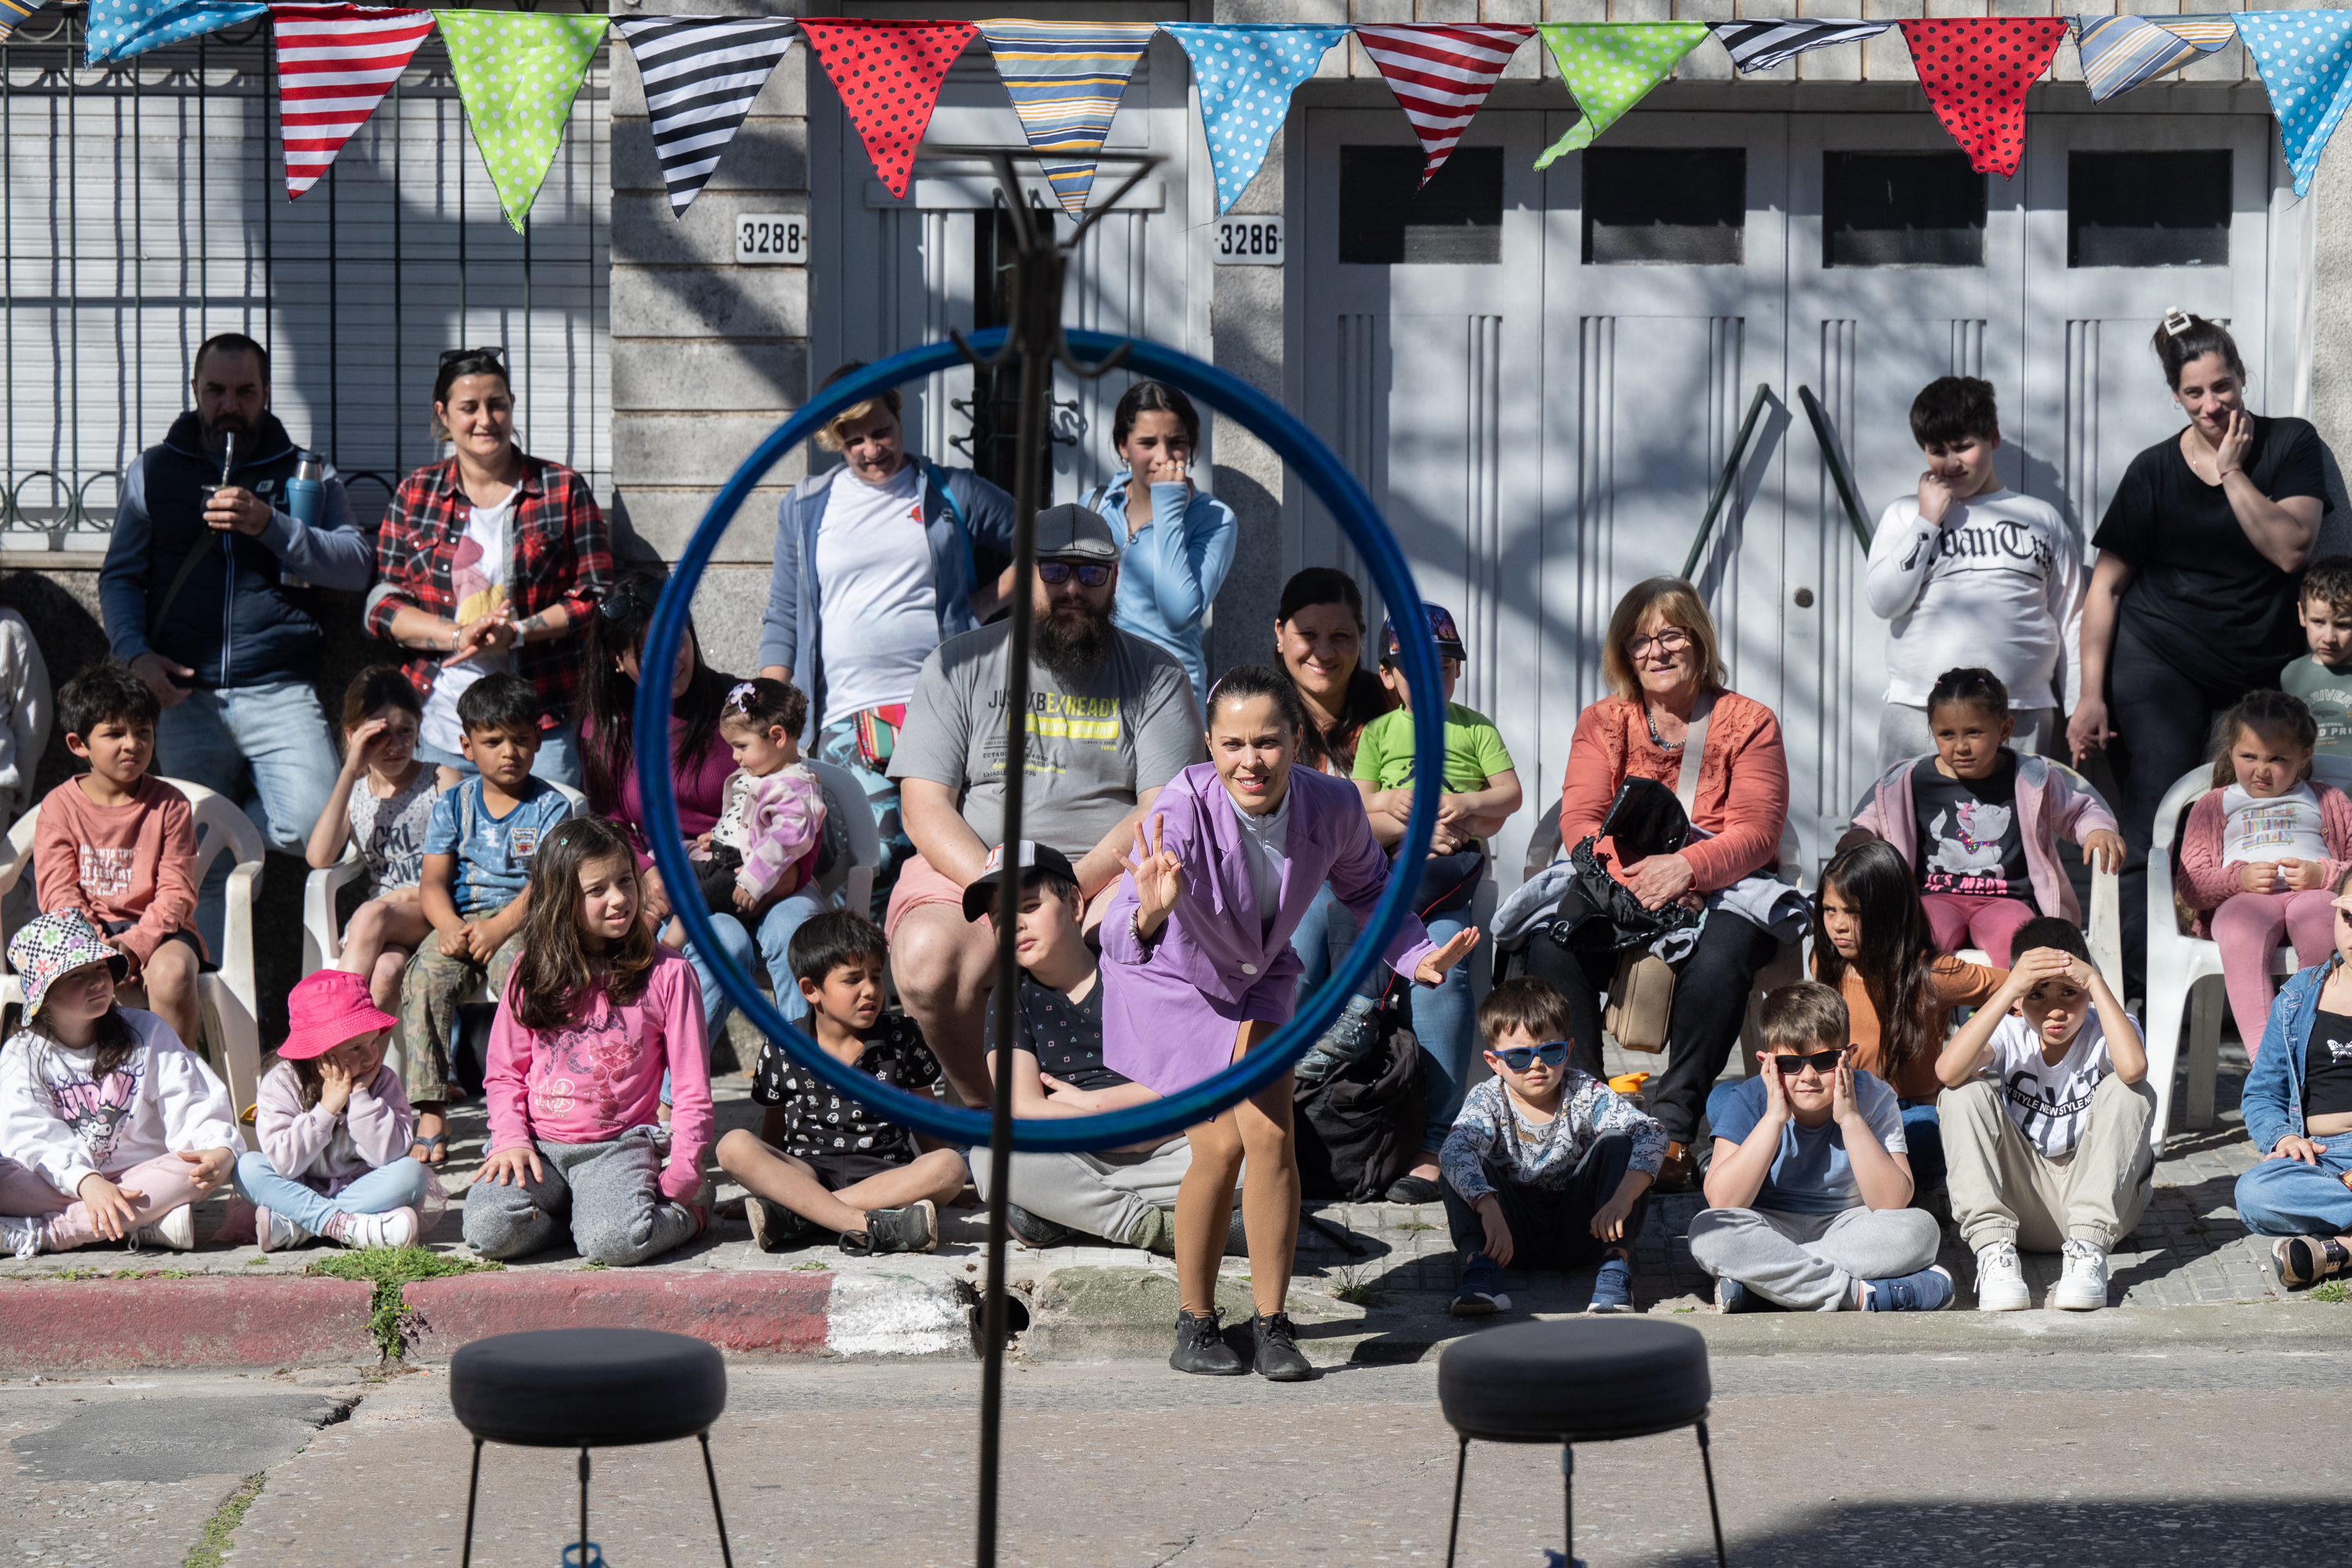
[86,0,267,63]
[2238,9,2352,197]
[1160,22,1348,214]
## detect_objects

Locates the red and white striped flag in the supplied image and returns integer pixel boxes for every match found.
[273,3,437,199]
[1354,23,1534,186]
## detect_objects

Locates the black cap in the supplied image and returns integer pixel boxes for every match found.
[962,840,1081,923]
[1032,503,1119,563]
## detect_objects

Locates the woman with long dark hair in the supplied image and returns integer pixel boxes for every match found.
[1085,380,1240,710]
[2068,312,2328,992]
[368,346,612,787]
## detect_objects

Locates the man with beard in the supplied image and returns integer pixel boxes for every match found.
[97,333,369,873]
[885,504,1202,1103]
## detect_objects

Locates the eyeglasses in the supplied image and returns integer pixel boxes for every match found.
[1038,561,1112,587]
[1771,1048,1846,1075]
[1491,1040,1570,1073]
[438,346,507,368]
[597,578,666,622]
[1626,626,1692,659]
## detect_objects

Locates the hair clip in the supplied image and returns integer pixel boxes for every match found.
[725,681,758,710]
[2161,307,2194,339]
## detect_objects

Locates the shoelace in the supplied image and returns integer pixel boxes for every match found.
[1183,1311,1226,1349]
[1257,1312,1298,1350]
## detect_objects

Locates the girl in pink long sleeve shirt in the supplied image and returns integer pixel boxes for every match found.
[461,817,713,1266]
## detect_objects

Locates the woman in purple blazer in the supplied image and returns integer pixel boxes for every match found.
[1103,665,1479,1381]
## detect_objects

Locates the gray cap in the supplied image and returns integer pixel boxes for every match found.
[1032,503,1119,564]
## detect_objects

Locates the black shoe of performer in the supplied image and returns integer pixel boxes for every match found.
[1005,1204,1076,1248]
[1170,1308,1247,1376]
[1250,1312,1316,1382]
[747,1196,811,1253]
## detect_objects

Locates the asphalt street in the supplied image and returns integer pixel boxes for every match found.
[7,1348,2334,1567]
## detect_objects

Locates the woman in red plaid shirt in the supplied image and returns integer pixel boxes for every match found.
[364,348,614,789]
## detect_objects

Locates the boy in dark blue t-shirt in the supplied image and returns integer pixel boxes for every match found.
[1688,982,1951,1312]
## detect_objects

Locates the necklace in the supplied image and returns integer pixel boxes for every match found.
[1645,709,1685,752]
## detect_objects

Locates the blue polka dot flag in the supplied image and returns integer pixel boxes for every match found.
[85,0,265,64]
[2238,9,2352,197]
[1160,22,1348,214]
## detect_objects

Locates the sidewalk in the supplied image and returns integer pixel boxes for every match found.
[0,1034,2328,1372]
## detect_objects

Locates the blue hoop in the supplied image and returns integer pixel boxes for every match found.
[637,329,1445,1152]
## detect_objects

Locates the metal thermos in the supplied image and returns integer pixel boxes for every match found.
[285,451,325,529]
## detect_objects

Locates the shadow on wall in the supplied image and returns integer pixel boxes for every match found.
[1203,462,1281,684]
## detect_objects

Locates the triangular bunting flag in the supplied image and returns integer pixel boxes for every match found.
[85,0,265,64]
[977,20,1155,218]
[1160,23,1348,214]
[1534,24,1711,169]
[1353,24,1534,187]
[435,10,608,231]
[800,18,977,201]
[1711,18,1889,74]
[615,16,799,216]
[2238,9,2352,198]
[0,0,42,45]
[1897,18,2068,180]
[2072,15,2234,102]
[273,5,436,201]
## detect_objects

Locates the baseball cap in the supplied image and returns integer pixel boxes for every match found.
[1384,601,1467,665]
[963,840,1081,923]
[1032,503,1119,564]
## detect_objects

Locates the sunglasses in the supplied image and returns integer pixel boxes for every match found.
[598,578,666,621]
[1490,1040,1570,1073]
[1038,561,1112,587]
[1772,1048,1846,1075]
[438,346,507,368]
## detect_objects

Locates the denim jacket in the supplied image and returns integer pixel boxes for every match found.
[2247,958,2336,1156]
[757,459,1015,747]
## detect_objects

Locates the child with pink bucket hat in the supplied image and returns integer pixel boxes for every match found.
[0,910,241,1254]
[234,969,429,1250]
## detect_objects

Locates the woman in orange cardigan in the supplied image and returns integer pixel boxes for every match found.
[1526,576,1791,1192]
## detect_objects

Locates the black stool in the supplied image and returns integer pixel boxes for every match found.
[449,1327,734,1568]
[1437,1319,1726,1568]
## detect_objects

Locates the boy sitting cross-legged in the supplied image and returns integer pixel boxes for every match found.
[718,909,970,1254]
[1934,916,2154,1312]
[1440,977,1662,1317]
[1688,982,1952,1312]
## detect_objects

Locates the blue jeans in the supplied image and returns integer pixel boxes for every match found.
[233,1149,428,1236]
[2235,1130,2352,1236]
[1291,882,1378,1004]
[414,720,582,789]
[1414,912,1478,1155]
[157,681,339,955]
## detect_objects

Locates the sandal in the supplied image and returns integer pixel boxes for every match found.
[409,1133,448,1167]
[2272,1234,2351,1288]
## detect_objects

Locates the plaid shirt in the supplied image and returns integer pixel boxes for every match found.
[368,454,613,728]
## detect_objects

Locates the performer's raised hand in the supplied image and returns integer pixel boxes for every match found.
[1414,925,1482,986]
[1119,814,1184,937]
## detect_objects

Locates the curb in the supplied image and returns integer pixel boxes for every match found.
[0,1277,379,1373]
[402,1270,840,1358]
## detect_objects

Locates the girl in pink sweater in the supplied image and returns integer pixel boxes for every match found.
[460,816,713,1265]
[2178,690,2352,1058]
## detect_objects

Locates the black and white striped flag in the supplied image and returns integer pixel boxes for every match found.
[1710,18,1889,74]
[615,16,800,216]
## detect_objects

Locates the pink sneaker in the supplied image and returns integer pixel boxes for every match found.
[255,1207,310,1253]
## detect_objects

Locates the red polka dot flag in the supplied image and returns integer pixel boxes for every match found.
[800,17,978,200]
[1896,17,2069,180]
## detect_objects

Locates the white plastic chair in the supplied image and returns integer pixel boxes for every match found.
[2141,765,2300,1155]
[0,777,265,1142]
[804,758,879,918]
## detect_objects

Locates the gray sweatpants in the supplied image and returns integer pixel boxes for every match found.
[1686,1205,1942,1312]
[461,1126,696,1267]
[1878,703,2056,773]
[1941,1074,2155,1253]
[971,1137,1201,1249]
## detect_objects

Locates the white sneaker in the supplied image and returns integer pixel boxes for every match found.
[2051,1239,2111,1311]
[130,1206,197,1252]
[325,1207,419,1250]
[1973,1240,2030,1312]
[0,1216,41,1259]
[255,1207,311,1254]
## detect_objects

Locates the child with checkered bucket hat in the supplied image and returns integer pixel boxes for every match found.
[234,969,430,1251]
[0,910,241,1254]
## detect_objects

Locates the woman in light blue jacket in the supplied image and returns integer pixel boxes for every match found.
[1087,383,1239,713]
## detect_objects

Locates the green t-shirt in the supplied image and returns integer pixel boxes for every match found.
[2282,654,2352,759]
[1352,701,1515,793]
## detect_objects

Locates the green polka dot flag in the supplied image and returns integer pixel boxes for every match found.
[1534,23,1711,169]
[435,10,609,231]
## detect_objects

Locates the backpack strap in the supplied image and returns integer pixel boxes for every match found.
[1672,691,1716,820]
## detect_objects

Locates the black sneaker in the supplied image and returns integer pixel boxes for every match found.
[1170,1308,1247,1376]
[1384,1174,1443,1204]
[1250,1312,1316,1381]
[840,1200,939,1255]
[1005,1204,1075,1248]
[747,1196,812,1254]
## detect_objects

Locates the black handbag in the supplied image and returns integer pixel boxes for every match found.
[1544,779,1699,956]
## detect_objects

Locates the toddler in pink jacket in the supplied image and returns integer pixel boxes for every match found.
[462,817,713,1265]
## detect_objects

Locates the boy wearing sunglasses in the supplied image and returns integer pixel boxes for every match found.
[1689,982,1951,1312]
[1439,978,1664,1316]
[1933,916,2152,1312]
